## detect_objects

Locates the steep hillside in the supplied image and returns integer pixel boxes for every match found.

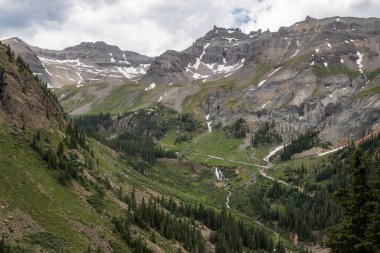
[1,37,50,84]
[0,42,65,128]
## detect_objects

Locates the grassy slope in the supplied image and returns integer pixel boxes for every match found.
[0,118,326,252]
[0,126,120,252]
[56,82,185,115]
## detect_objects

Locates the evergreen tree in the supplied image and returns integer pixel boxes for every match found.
[326,149,374,253]
[276,240,286,253]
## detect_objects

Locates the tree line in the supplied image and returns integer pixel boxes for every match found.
[326,138,380,252]
[251,120,282,147]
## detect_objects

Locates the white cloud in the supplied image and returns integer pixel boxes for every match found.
[0,0,379,56]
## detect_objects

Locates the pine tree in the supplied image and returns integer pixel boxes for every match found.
[326,149,373,253]
[276,240,286,253]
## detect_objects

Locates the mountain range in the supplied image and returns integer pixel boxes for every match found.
[5,16,379,149]
[1,16,380,252]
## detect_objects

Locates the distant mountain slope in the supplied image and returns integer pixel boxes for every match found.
[5,16,380,148]
[2,39,154,88]
[142,16,380,85]
[53,16,380,148]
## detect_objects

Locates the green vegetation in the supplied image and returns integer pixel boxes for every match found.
[252,121,282,147]
[365,68,380,81]
[159,197,274,253]
[356,85,380,98]
[31,121,95,185]
[326,149,380,253]
[247,62,272,87]
[224,118,249,139]
[114,192,206,253]
[2,41,380,252]
[26,232,67,251]
[312,64,360,79]
[280,130,323,161]
[182,80,235,115]
[0,236,29,253]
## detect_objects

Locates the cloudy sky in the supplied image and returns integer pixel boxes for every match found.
[0,0,379,56]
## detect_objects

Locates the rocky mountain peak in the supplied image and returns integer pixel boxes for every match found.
[4,39,154,87]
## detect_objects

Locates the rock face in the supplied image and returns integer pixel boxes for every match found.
[142,17,380,85]
[2,39,153,88]
[142,16,380,146]
[198,17,380,146]
[141,26,254,85]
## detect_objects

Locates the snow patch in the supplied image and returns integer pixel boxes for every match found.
[258,79,267,87]
[193,42,210,70]
[144,83,156,91]
[109,53,115,63]
[315,48,320,53]
[326,42,332,49]
[261,100,271,109]
[267,67,281,78]
[223,37,238,43]
[297,40,300,46]
[44,68,52,76]
[336,17,340,22]
[310,61,315,66]
[120,54,130,64]
[76,72,83,84]
[324,62,328,67]
[356,51,364,73]
[340,58,344,63]
[117,65,149,78]
[158,92,167,102]
[289,50,299,59]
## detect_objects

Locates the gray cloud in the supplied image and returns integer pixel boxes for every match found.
[0,0,71,29]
